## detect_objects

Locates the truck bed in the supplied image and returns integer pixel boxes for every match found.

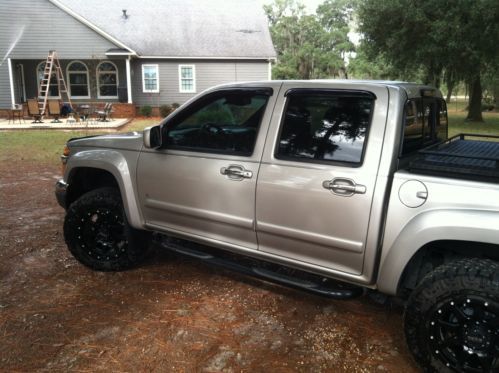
[408,134,499,182]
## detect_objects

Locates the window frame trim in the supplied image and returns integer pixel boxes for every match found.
[178,64,196,93]
[274,89,376,168]
[66,60,90,99]
[96,61,119,99]
[141,64,160,93]
[36,60,61,99]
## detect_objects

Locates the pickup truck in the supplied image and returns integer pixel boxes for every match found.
[55,81,499,372]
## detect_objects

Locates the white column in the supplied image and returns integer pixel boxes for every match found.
[267,60,272,81]
[126,57,133,103]
[7,58,16,108]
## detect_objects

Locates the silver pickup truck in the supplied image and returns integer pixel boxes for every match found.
[55,81,499,372]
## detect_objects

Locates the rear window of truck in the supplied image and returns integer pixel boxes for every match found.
[401,98,448,156]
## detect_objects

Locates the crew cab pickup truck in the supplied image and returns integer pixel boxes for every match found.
[56,81,499,372]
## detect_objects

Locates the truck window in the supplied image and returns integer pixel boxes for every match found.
[165,91,269,155]
[276,93,374,165]
[401,98,448,156]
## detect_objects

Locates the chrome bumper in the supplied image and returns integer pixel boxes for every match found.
[55,179,68,209]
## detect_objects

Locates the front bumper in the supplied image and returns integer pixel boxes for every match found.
[55,179,68,209]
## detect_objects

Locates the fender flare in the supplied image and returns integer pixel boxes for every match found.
[65,149,144,229]
[377,209,499,295]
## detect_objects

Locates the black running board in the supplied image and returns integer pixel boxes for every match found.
[160,239,363,300]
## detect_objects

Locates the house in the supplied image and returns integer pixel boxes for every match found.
[0,0,276,117]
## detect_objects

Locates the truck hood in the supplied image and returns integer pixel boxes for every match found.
[67,131,144,151]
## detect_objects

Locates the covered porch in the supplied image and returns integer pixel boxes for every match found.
[2,55,135,122]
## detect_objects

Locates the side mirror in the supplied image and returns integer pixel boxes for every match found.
[143,125,163,149]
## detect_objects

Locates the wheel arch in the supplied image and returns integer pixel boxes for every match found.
[377,209,499,295]
[65,150,144,228]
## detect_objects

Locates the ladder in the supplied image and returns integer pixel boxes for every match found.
[37,50,72,115]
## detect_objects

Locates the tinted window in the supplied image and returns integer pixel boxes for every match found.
[277,93,374,164]
[402,98,448,156]
[165,92,269,155]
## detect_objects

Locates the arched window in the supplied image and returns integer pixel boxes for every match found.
[97,61,118,98]
[67,61,90,98]
[37,61,59,98]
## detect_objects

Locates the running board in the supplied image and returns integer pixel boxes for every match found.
[159,238,363,300]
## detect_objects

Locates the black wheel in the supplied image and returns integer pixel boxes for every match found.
[405,258,499,372]
[63,187,150,271]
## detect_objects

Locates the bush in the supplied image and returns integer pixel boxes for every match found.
[139,105,152,117]
[159,104,173,118]
[172,102,180,109]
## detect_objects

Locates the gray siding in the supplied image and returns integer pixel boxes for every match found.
[0,0,120,107]
[131,60,269,106]
[0,63,10,108]
[0,0,118,60]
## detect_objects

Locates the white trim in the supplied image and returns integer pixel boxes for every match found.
[96,61,119,99]
[126,57,133,103]
[178,64,196,93]
[36,60,61,99]
[48,0,136,55]
[7,58,15,108]
[66,60,90,99]
[141,64,160,93]
[140,55,277,61]
[106,52,135,56]
[267,60,272,81]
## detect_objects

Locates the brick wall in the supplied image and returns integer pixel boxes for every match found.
[111,103,136,118]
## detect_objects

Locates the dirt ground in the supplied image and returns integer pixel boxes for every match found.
[0,161,421,372]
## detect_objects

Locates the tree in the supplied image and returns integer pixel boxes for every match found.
[264,0,356,80]
[357,0,499,121]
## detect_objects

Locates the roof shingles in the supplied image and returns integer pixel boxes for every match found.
[56,0,276,58]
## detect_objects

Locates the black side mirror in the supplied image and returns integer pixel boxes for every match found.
[144,125,162,149]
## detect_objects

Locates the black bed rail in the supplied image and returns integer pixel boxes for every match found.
[409,133,499,181]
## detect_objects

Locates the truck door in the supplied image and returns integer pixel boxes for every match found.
[256,83,389,275]
[137,85,279,250]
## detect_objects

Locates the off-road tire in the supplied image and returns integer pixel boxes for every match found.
[405,258,499,372]
[64,187,150,271]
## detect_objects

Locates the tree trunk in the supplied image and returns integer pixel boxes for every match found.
[446,84,453,103]
[444,70,455,103]
[466,74,483,122]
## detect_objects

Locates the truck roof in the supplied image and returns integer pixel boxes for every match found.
[221,80,442,99]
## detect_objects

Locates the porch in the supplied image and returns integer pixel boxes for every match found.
[0,115,131,130]
[3,57,135,120]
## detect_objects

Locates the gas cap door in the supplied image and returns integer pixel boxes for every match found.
[398,180,428,208]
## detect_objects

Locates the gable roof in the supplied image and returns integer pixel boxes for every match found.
[52,0,276,59]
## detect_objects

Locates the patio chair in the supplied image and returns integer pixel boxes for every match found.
[48,100,62,123]
[96,103,112,122]
[27,99,43,123]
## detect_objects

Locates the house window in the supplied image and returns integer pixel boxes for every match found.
[142,64,159,93]
[97,61,118,98]
[67,61,90,98]
[37,61,59,98]
[179,65,196,93]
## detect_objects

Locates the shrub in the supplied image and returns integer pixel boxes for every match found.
[139,105,152,117]
[159,104,173,118]
[172,102,180,109]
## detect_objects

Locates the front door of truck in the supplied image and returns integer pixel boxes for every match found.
[256,83,389,275]
[137,85,279,250]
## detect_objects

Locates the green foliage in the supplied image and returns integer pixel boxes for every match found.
[264,0,356,79]
[357,0,499,121]
[139,105,152,117]
[159,104,173,118]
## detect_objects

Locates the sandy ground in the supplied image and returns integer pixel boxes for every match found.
[0,161,420,372]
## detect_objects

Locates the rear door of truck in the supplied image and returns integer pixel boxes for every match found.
[255,82,389,275]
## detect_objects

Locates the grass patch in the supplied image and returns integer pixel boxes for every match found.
[0,118,159,165]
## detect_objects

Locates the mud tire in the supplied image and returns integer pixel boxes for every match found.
[404,258,499,372]
[64,187,150,271]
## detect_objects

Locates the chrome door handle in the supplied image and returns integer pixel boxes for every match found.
[220,165,253,179]
[322,178,366,196]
